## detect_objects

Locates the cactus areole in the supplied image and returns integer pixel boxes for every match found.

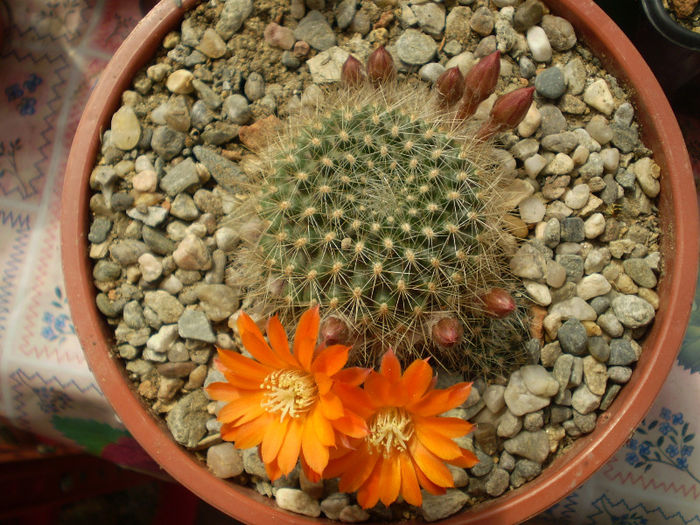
[232,49,534,374]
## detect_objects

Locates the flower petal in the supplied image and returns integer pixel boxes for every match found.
[379,349,402,383]
[414,420,462,460]
[293,306,320,370]
[301,455,322,484]
[416,416,474,438]
[449,448,480,469]
[356,459,382,509]
[311,344,350,376]
[319,390,344,420]
[333,382,375,420]
[378,453,402,506]
[216,350,271,381]
[238,312,289,368]
[331,411,369,439]
[399,453,422,506]
[414,464,446,496]
[301,416,330,476]
[264,458,283,481]
[363,370,393,406]
[221,370,264,391]
[409,438,455,488]
[333,366,371,386]
[400,359,433,404]
[266,315,298,366]
[205,382,241,402]
[336,444,379,492]
[310,404,335,447]
[277,417,303,475]
[228,413,269,449]
[261,416,289,464]
[409,383,471,417]
[217,392,265,424]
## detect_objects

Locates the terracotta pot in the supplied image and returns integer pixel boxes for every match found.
[61,0,699,523]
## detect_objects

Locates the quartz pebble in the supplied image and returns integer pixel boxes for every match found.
[275,488,321,518]
[207,443,244,478]
[526,26,552,62]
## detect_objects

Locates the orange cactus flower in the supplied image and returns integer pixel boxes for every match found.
[325,350,478,509]
[206,306,370,482]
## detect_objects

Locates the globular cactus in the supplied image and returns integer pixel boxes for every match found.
[230,49,534,377]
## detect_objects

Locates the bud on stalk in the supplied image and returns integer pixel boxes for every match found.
[367,46,395,85]
[435,67,464,107]
[480,288,516,319]
[476,86,535,140]
[431,317,464,348]
[341,55,364,87]
[456,51,501,120]
[319,316,351,347]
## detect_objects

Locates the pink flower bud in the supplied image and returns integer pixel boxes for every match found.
[435,67,464,107]
[476,86,535,140]
[367,46,395,85]
[431,317,464,348]
[342,55,365,87]
[319,316,351,346]
[481,288,516,319]
[457,51,501,120]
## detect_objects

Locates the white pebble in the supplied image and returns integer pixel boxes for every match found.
[207,443,244,478]
[275,488,321,517]
[132,169,158,192]
[525,280,552,306]
[583,79,615,116]
[524,154,547,177]
[518,103,541,137]
[526,26,552,62]
[111,106,141,151]
[135,155,155,172]
[543,153,574,176]
[571,145,590,165]
[632,157,661,198]
[576,273,611,300]
[563,184,590,210]
[166,69,194,94]
[138,253,162,282]
[519,195,546,223]
[584,213,606,238]
[601,147,620,172]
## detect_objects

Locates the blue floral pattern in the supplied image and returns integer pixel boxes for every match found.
[624,407,698,483]
[41,287,76,344]
[4,74,43,116]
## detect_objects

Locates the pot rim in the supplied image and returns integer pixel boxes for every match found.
[60,0,699,523]
[641,0,700,51]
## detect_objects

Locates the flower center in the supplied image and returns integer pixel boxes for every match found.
[367,407,414,457]
[261,369,318,420]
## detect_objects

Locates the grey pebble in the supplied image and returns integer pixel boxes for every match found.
[609,338,639,366]
[413,3,446,38]
[223,94,251,125]
[171,193,200,221]
[574,411,597,433]
[510,459,542,488]
[622,258,657,288]
[281,51,301,69]
[294,11,336,51]
[541,131,578,153]
[471,6,495,36]
[191,100,215,129]
[538,105,567,136]
[151,126,185,161]
[485,467,510,497]
[143,226,176,255]
[608,366,633,383]
[587,336,610,362]
[178,308,216,343]
[558,318,588,355]
[144,290,184,324]
[419,62,445,83]
[93,260,122,282]
[160,158,200,197]
[611,122,639,154]
[396,29,438,65]
[469,449,494,477]
[96,292,125,317]
[600,384,622,411]
[166,390,209,448]
[541,14,576,50]
[192,79,222,110]
[88,217,112,244]
[560,217,584,242]
[535,66,566,99]
[513,0,544,31]
[611,295,655,328]
[614,102,635,127]
[335,0,356,30]
[193,146,244,192]
[215,0,253,40]
[519,56,536,78]
[556,254,584,282]
[110,239,148,265]
[244,72,265,102]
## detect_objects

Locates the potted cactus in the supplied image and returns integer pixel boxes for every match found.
[61,0,698,522]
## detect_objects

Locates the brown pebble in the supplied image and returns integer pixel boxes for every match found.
[529,305,547,340]
[239,115,283,152]
[373,11,394,29]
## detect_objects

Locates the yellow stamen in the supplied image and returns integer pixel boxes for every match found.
[367,407,414,457]
[261,369,318,421]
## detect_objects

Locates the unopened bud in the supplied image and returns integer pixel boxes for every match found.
[319,316,351,346]
[481,288,516,319]
[435,67,464,107]
[342,55,364,87]
[367,46,395,85]
[431,317,464,348]
[457,51,500,120]
[476,86,535,140]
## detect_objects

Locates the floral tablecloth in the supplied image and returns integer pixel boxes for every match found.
[0,1,698,522]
